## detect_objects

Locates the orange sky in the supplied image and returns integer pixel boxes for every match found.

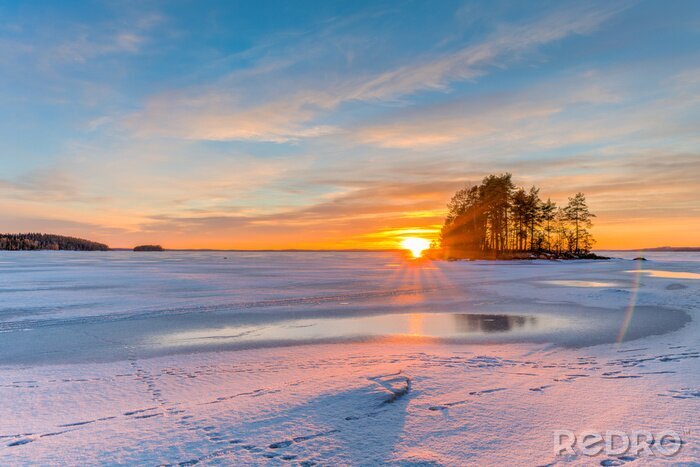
[3,175,698,250]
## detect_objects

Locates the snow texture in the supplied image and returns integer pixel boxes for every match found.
[0,251,698,465]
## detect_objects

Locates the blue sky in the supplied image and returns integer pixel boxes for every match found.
[1,0,699,248]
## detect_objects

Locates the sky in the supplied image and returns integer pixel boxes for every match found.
[1,0,699,249]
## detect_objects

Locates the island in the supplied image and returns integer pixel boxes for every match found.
[133,245,164,252]
[0,233,109,251]
[427,173,607,260]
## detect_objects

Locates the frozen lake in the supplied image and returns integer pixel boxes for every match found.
[1,251,698,465]
[0,251,694,363]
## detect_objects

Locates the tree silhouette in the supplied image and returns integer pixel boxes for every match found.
[439,176,597,259]
[540,198,557,252]
[562,192,595,254]
[0,233,108,251]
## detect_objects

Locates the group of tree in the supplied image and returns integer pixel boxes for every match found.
[133,244,164,251]
[0,233,109,251]
[438,173,598,259]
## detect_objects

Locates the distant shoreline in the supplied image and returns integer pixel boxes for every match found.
[603,247,700,252]
[109,248,402,252]
[3,247,699,253]
[110,247,700,252]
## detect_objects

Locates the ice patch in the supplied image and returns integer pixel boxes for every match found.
[626,269,700,280]
[541,280,619,287]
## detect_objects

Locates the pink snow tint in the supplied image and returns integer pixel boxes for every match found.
[0,251,698,465]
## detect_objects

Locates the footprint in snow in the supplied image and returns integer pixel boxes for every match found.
[368,371,412,405]
[658,388,700,399]
[268,429,340,450]
[428,388,507,411]
[600,453,645,466]
[7,438,33,447]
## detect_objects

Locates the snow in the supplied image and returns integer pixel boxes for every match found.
[0,251,698,465]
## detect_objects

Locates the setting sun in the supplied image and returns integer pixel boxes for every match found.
[401,237,431,258]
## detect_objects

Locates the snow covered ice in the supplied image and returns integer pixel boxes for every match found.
[0,251,698,465]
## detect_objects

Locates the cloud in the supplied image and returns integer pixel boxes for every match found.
[0,215,129,238]
[348,60,700,152]
[127,89,339,142]
[50,9,164,65]
[0,168,85,202]
[132,179,454,248]
[347,3,626,101]
[125,2,624,143]
[0,7,165,75]
[4,147,696,249]
[53,31,145,64]
[128,149,699,249]
[351,83,619,149]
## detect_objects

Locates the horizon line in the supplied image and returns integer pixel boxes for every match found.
[107,247,700,252]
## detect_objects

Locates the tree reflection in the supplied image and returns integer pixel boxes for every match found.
[452,314,535,333]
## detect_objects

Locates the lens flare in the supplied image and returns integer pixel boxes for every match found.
[401,237,431,258]
[617,258,644,343]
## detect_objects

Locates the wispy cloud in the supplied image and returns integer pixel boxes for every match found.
[111,147,698,249]
[127,89,340,142]
[0,168,86,202]
[54,31,145,64]
[125,2,625,143]
[347,3,626,101]
[350,61,700,152]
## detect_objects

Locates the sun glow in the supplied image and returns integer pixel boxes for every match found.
[401,237,431,258]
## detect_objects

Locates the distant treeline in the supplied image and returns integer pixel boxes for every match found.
[133,245,164,251]
[438,173,597,259]
[634,247,700,252]
[0,233,109,251]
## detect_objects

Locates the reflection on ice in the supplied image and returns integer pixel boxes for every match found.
[453,314,538,333]
[159,312,562,348]
[542,280,619,287]
[626,269,700,280]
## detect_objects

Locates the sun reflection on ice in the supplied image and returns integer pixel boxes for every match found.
[626,269,700,280]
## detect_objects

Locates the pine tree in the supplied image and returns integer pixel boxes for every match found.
[562,193,595,254]
[540,198,557,252]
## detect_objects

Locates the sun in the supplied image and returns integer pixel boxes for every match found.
[401,237,431,258]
